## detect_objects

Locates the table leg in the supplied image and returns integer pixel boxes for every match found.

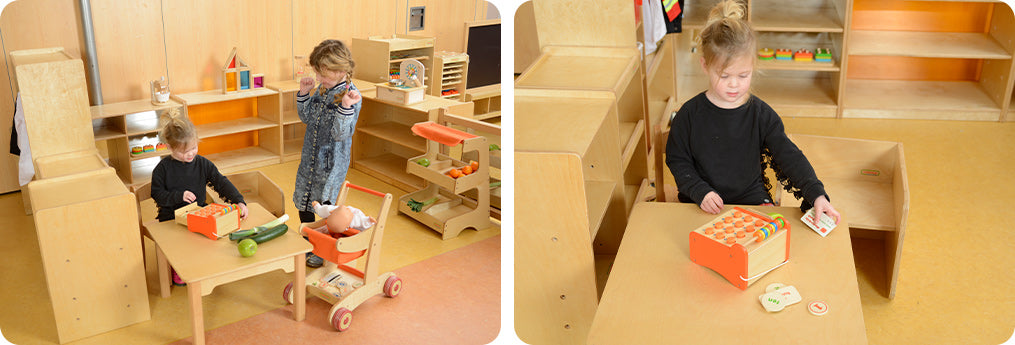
[188,281,204,345]
[156,244,170,298]
[295,253,306,321]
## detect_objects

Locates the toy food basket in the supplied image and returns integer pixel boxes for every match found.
[282,181,402,331]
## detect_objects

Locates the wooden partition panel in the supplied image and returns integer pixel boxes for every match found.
[90,0,168,103]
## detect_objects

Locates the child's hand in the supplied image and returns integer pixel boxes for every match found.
[812,195,841,225]
[341,89,361,108]
[298,77,315,95]
[182,190,196,203]
[700,191,724,214]
[238,202,249,220]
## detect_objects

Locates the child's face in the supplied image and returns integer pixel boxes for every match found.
[702,54,754,109]
[170,140,198,163]
[315,68,348,89]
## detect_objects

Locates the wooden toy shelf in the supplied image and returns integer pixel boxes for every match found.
[354,91,473,192]
[429,51,469,100]
[677,0,1015,121]
[171,88,282,174]
[463,84,501,121]
[90,96,185,188]
[353,34,435,84]
[397,111,492,240]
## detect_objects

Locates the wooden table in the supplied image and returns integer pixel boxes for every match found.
[587,203,867,344]
[145,203,312,345]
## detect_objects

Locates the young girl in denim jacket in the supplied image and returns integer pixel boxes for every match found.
[293,39,363,267]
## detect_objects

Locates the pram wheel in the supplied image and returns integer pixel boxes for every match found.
[383,275,403,297]
[332,307,353,331]
[282,282,294,304]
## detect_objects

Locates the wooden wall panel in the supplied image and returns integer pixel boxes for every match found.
[90,0,167,103]
[406,0,481,52]
[161,0,293,94]
[293,0,401,80]
[532,0,637,49]
[0,0,83,193]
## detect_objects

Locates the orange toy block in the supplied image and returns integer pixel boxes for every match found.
[689,207,791,290]
[174,203,241,240]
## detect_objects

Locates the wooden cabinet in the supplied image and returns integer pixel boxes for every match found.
[429,51,469,100]
[847,0,1014,121]
[90,99,185,188]
[463,84,501,121]
[353,90,473,192]
[516,89,628,345]
[674,0,1015,121]
[516,47,650,249]
[352,35,435,84]
[170,88,282,173]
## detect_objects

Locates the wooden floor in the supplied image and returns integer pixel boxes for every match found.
[0,161,501,345]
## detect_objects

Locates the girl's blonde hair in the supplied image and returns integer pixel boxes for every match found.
[158,108,197,150]
[309,39,355,102]
[698,0,756,73]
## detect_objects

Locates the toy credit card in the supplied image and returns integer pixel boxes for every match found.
[801,208,837,237]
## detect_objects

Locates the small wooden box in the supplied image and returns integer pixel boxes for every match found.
[175,203,241,239]
[689,207,791,290]
[375,82,425,105]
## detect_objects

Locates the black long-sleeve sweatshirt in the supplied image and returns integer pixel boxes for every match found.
[151,155,245,222]
[665,92,827,210]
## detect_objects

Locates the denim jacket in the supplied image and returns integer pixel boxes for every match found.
[293,81,362,212]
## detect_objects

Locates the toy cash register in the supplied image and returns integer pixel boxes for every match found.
[689,207,791,290]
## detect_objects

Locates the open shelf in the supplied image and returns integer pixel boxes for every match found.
[93,126,122,141]
[843,79,1001,120]
[283,138,302,161]
[282,110,299,125]
[353,153,423,191]
[677,74,838,118]
[585,180,616,239]
[751,5,844,32]
[357,122,426,151]
[203,146,280,173]
[849,31,1011,59]
[170,88,277,106]
[619,120,645,170]
[128,150,170,161]
[195,117,277,139]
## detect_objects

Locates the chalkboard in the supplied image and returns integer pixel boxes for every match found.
[465,21,500,89]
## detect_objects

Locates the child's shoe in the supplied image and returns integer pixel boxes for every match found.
[171,268,186,286]
[307,252,324,268]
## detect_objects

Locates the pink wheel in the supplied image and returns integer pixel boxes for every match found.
[282,282,294,304]
[332,307,353,331]
[383,276,403,297]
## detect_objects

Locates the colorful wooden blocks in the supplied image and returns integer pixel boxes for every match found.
[689,207,791,290]
[815,48,832,62]
[775,49,793,61]
[757,48,775,61]
[793,49,814,62]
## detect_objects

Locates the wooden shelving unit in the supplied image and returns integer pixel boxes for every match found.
[429,51,469,100]
[353,91,473,192]
[353,35,435,84]
[90,99,185,187]
[170,88,282,174]
[676,0,849,119]
[845,0,1014,121]
[516,46,650,250]
[463,84,501,121]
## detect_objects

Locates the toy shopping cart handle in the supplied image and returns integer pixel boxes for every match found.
[345,181,387,197]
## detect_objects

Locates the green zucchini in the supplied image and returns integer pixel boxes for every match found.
[229,228,257,241]
[247,224,288,244]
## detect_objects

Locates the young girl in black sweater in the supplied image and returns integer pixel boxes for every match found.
[665,0,840,225]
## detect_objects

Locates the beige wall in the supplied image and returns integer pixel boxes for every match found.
[0,0,492,193]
